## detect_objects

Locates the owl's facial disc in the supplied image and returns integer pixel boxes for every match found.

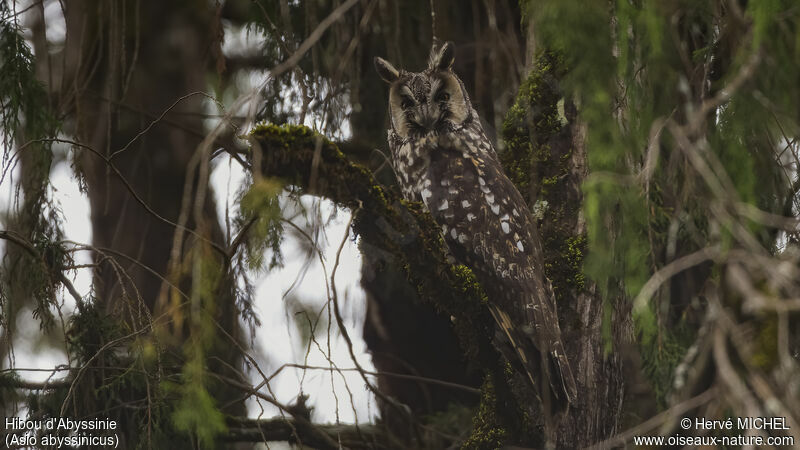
[390,72,466,138]
[407,98,444,131]
[398,77,444,134]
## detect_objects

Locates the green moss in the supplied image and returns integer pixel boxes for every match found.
[461,377,508,449]
[500,52,585,308]
[251,121,504,377]
[250,123,318,148]
[541,175,559,186]
[461,370,541,449]
[564,235,587,290]
[451,264,489,304]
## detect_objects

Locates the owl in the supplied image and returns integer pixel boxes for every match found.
[375,42,577,411]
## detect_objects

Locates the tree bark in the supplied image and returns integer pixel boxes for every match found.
[499,49,630,447]
[61,1,245,446]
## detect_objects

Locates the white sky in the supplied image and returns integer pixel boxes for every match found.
[212,155,376,425]
[1,153,375,427]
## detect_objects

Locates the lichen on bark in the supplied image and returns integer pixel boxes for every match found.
[498,49,628,447]
[500,51,585,319]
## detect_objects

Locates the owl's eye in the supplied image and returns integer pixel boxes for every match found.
[400,96,414,110]
[435,91,450,103]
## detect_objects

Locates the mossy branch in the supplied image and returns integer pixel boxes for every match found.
[249,123,496,366]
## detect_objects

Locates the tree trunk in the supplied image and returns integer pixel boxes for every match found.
[62,1,245,446]
[500,49,630,447]
[553,119,629,448]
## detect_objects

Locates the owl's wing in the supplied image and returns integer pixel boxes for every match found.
[424,132,577,407]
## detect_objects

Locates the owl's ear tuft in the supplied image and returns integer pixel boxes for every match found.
[430,41,455,71]
[374,57,400,83]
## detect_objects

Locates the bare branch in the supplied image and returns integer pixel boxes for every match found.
[16,138,228,258]
[691,47,762,132]
[632,246,719,314]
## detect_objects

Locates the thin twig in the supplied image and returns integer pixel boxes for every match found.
[0,230,85,308]
[108,91,212,160]
[268,0,361,80]
[16,137,228,257]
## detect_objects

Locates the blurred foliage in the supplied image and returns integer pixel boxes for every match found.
[0,2,65,355]
[238,177,284,272]
[0,2,56,157]
[531,0,799,407]
[164,238,231,447]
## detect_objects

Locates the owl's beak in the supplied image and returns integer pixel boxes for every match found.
[416,103,442,130]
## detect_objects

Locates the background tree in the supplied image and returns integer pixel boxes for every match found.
[2,0,799,449]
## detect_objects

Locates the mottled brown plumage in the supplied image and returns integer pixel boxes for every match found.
[375,42,577,410]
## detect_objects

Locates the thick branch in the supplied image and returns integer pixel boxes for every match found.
[250,123,496,365]
[224,417,386,448]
